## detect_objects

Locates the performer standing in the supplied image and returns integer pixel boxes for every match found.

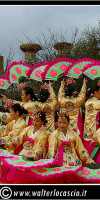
[83,81,100,162]
[58,78,87,140]
[38,81,57,135]
[48,108,94,166]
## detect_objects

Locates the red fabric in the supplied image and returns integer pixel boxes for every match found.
[24,116,33,126]
[83,140,100,163]
[78,109,83,141]
[55,122,58,129]
[1,164,10,183]
[83,140,93,153]
[14,145,23,155]
[28,117,33,126]
[25,138,34,144]
[57,141,71,166]
[44,142,49,159]
[77,167,100,183]
[1,160,82,184]
[83,112,100,161]
[90,112,100,161]
[96,112,100,130]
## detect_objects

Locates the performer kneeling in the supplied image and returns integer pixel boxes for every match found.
[48,108,95,166]
[0,103,28,153]
[4,109,48,161]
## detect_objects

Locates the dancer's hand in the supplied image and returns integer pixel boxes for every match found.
[0,94,8,101]
[4,143,8,148]
[48,81,52,88]
[83,78,88,84]
[61,78,65,85]
[91,160,96,164]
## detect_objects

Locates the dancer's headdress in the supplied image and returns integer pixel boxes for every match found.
[57,108,69,118]
[40,83,48,91]
[65,78,76,85]
[33,108,41,118]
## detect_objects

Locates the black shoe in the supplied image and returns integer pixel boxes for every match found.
[86,163,100,169]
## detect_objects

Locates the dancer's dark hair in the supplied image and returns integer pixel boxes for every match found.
[39,111,47,125]
[18,76,28,84]
[64,84,75,97]
[11,103,28,116]
[39,89,50,102]
[24,87,37,101]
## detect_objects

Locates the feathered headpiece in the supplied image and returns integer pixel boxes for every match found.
[33,108,41,118]
[98,80,100,87]
[17,82,26,92]
[87,80,100,97]
[4,99,15,110]
[40,83,48,91]
[65,78,76,85]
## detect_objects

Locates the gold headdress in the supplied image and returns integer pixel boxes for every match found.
[57,108,69,118]
[40,83,48,91]
[33,108,41,118]
[65,78,76,85]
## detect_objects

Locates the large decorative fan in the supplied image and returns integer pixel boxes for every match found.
[64,58,95,79]
[42,58,74,81]
[30,61,49,81]
[0,76,11,90]
[6,61,33,84]
[83,61,100,80]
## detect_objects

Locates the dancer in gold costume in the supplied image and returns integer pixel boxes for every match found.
[48,108,94,166]
[83,82,100,162]
[0,104,28,154]
[37,81,57,135]
[5,109,48,160]
[58,78,87,139]
[0,87,38,123]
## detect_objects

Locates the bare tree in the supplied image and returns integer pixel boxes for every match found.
[2,23,100,102]
[17,27,75,63]
[72,21,100,60]
[0,46,15,74]
[4,46,15,71]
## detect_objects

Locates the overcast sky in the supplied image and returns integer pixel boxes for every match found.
[0,5,100,67]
